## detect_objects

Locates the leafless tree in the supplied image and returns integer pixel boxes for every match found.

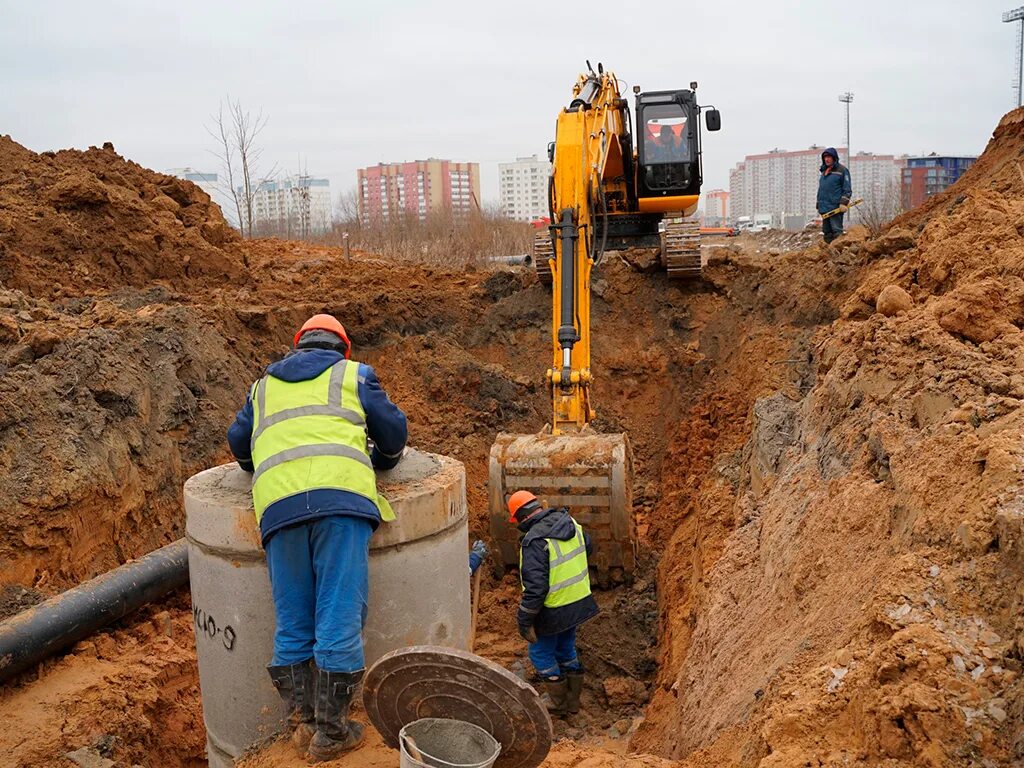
[334,187,361,229]
[854,179,904,236]
[207,99,276,238]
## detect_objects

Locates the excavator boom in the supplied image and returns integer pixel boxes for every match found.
[489,64,719,582]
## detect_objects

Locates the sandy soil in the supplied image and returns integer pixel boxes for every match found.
[1,107,1023,766]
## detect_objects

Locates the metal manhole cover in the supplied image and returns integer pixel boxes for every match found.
[363,645,552,768]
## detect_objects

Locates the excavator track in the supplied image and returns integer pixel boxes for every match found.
[662,217,702,279]
[533,230,553,285]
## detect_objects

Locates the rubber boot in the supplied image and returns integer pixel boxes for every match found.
[307,668,365,763]
[268,662,316,754]
[564,668,584,715]
[535,675,569,717]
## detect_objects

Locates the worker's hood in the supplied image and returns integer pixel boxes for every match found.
[520,507,578,543]
[821,147,839,170]
[265,348,346,382]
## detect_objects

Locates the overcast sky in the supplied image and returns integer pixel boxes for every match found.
[0,1,1016,209]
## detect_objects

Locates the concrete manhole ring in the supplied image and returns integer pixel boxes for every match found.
[363,645,552,768]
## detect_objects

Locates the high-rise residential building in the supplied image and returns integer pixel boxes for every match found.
[245,175,333,237]
[498,155,551,221]
[728,147,834,225]
[901,155,977,210]
[703,189,729,225]
[357,159,480,224]
[728,147,904,227]
[166,168,219,198]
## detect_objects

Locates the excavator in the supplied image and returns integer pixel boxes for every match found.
[488,62,721,583]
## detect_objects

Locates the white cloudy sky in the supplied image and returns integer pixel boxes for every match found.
[0,1,1016,208]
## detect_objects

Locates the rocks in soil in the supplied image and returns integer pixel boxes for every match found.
[875,285,913,316]
[603,676,648,707]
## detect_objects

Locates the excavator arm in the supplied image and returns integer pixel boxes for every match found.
[490,63,719,582]
[489,66,635,585]
[547,68,630,433]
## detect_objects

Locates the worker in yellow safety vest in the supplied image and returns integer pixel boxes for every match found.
[227,314,407,762]
[507,490,599,717]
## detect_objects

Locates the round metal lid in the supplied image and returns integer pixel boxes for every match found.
[363,645,552,768]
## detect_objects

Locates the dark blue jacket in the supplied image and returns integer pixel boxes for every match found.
[517,507,600,637]
[227,348,408,543]
[816,147,852,214]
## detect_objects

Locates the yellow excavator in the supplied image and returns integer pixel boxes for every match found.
[488,62,721,584]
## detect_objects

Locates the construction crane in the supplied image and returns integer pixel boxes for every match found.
[488,62,721,583]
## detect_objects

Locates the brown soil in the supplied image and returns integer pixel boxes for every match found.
[0,105,1023,767]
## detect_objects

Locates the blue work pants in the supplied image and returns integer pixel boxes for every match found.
[264,515,372,673]
[528,626,582,677]
[823,212,844,242]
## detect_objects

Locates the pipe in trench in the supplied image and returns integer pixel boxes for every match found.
[484,253,533,266]
[0,538,188,684]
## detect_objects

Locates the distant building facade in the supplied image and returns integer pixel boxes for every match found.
[246,176,333,237]
[729,147,905,228]
[702,189,729,225]
[357,159,480,224]
[901,155,977,210]
[498,155,550,221]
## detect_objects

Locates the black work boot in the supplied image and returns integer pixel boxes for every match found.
[534,675,569,717]
[267,662,316,753]
[564,668,584,715]
[307,668,365,762]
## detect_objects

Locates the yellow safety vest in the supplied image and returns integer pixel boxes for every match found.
[521,519,592,608]
[249,359,394,524]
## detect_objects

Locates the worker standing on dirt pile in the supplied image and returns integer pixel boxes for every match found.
[508,490,599,718]
[226,313,407,762]
[817,147,852,244]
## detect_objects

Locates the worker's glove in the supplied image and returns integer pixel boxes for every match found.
[471,540,489,559]
[518,623,538,644]
[837,204,849,213]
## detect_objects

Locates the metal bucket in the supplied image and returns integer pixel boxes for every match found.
[398,718,501,768]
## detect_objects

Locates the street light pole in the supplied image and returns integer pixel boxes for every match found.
[838,92,854,163]
[1004,7,1024,107]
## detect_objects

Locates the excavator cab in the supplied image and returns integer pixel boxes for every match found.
[635,90,701,208]
[632,87,721,277]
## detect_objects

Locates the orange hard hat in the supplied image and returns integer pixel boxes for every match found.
[294,314,351,358]
[507,490,540,523]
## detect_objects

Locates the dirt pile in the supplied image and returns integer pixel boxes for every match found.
[1,106,1024,768]
[633,109,1024,765]
[0,136,244,297]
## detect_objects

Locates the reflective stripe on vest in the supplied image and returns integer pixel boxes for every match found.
[249,360,395,524]
[520,519,592,609]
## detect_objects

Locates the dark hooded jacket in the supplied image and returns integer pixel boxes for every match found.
[816,147,852,214]
[516,507,600,637]
[227,348,408,543]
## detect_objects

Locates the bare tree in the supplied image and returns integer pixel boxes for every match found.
[207,98,276,238]
[334,187,361,229]
[855,179,904,236]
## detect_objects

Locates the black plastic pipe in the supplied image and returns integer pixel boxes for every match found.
[485,254,533,267]
[0,538,189,683]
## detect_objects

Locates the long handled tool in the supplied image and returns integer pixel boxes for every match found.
[469,567,482,652]
[821,198,863,220]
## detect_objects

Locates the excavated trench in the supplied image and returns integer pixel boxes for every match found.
[3,114,1024,767]
[0,227,817,766]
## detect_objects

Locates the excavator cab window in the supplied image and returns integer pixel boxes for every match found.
[638,102,694,192]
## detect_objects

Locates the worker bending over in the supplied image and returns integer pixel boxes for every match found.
[508,491,599,717]
[227,314,407,761]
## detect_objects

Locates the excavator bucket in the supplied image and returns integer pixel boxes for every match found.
[488,431,634,585]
